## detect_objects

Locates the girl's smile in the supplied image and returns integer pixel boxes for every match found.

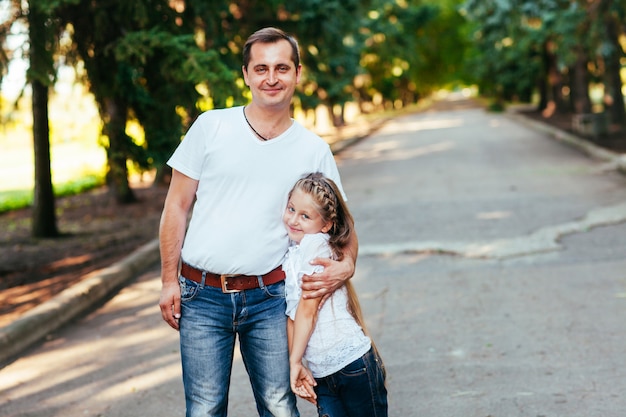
[283,189,332,244]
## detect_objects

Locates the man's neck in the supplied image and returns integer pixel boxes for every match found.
[244,103,293,140]
[246,103,290,121]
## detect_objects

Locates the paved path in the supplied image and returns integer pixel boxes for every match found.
[2,98,626,416]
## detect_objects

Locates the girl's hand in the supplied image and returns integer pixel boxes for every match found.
[290,362,317,404]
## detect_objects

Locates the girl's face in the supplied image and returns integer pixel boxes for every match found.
[283,188,332,244]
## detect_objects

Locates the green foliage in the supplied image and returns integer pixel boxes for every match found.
[461,0,548,100]
[112,26,236,167]
[287,0,370,114]
[461,0,626,117]
[14,0,607,210]
[357,0,470,107]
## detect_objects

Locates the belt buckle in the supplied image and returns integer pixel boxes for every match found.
[220,274,241,293]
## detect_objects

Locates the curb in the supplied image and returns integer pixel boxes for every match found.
[0,239,160,366]
[505,110,626,175]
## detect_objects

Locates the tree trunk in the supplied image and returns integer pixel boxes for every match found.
[29,4,58,238]
[31,79,58,237]
[571,49,592,114]
[541,40,568,115]
[152,164,172,187]
[103,97,136,204]
[537,41,550,112]
[548,62,567,113]
[604,12,626,127]
[333,104,346,127]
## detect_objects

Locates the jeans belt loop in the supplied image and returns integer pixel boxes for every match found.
[200,270,207,288]
[256,275,265,290]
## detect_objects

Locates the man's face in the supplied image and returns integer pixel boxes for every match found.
[243,39,301,110]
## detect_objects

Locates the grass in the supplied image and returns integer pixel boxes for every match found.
[0,174,105,214]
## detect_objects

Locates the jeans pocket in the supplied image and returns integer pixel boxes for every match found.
[262,280,286,298]
[339,356,367,377]
[179,276,199,301]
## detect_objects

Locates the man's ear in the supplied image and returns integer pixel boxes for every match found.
[242,65,250,86]
[295,64,302,84]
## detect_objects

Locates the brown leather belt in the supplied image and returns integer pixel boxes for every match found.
[180,262,285,293]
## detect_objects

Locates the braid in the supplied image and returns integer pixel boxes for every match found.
[314,180,337,228]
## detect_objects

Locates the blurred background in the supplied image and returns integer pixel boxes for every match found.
[1,0,625,237]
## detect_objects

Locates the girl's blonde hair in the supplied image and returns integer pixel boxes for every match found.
[288,172,372,341]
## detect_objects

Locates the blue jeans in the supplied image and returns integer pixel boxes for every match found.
[314,348,388,417]
[178,275,299,417]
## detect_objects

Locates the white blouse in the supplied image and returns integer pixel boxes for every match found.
[283,233,371,378]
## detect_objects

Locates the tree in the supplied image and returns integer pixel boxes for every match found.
[56,1,237,202]
[58,2,150,203]
[595,0,626,127]
[114,26,236,184]
[461,0,548,107]
[461,0,626,139]
[285,0,371,125]
[0,1,62,237]
[28,1,59,237]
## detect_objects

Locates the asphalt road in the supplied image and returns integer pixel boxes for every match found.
[2,97,626,417]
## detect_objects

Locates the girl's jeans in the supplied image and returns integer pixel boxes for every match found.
[314,347,388,417]
[178,276,299,417]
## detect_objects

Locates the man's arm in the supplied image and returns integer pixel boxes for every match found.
[158,170,198,330]
[300,230,358,299]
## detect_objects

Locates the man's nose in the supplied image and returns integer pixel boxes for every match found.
[267,69,278,84]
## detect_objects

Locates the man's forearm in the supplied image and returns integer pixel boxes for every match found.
[159,207,187,285]
[342,230,359,281]
[159,170,198,285]
[299,231,359,298]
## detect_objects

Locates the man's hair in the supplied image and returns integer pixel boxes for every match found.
[242,27,300,70]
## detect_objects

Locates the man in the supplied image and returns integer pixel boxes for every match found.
[159,27,358,417]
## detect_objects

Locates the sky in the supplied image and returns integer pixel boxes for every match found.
[1,3,28,101]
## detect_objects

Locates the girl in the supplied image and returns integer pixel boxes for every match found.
[282,172,388,417]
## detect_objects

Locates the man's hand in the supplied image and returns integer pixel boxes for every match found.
[159,281,181,330]
[300,256,355,300]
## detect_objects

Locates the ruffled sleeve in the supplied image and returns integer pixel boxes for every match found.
[283,234,331,319]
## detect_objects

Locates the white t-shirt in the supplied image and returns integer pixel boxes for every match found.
[167,106,345,275]
[283,233,371,378]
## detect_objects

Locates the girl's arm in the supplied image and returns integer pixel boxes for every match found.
[289,291,321,402]
[290,292,321,366]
